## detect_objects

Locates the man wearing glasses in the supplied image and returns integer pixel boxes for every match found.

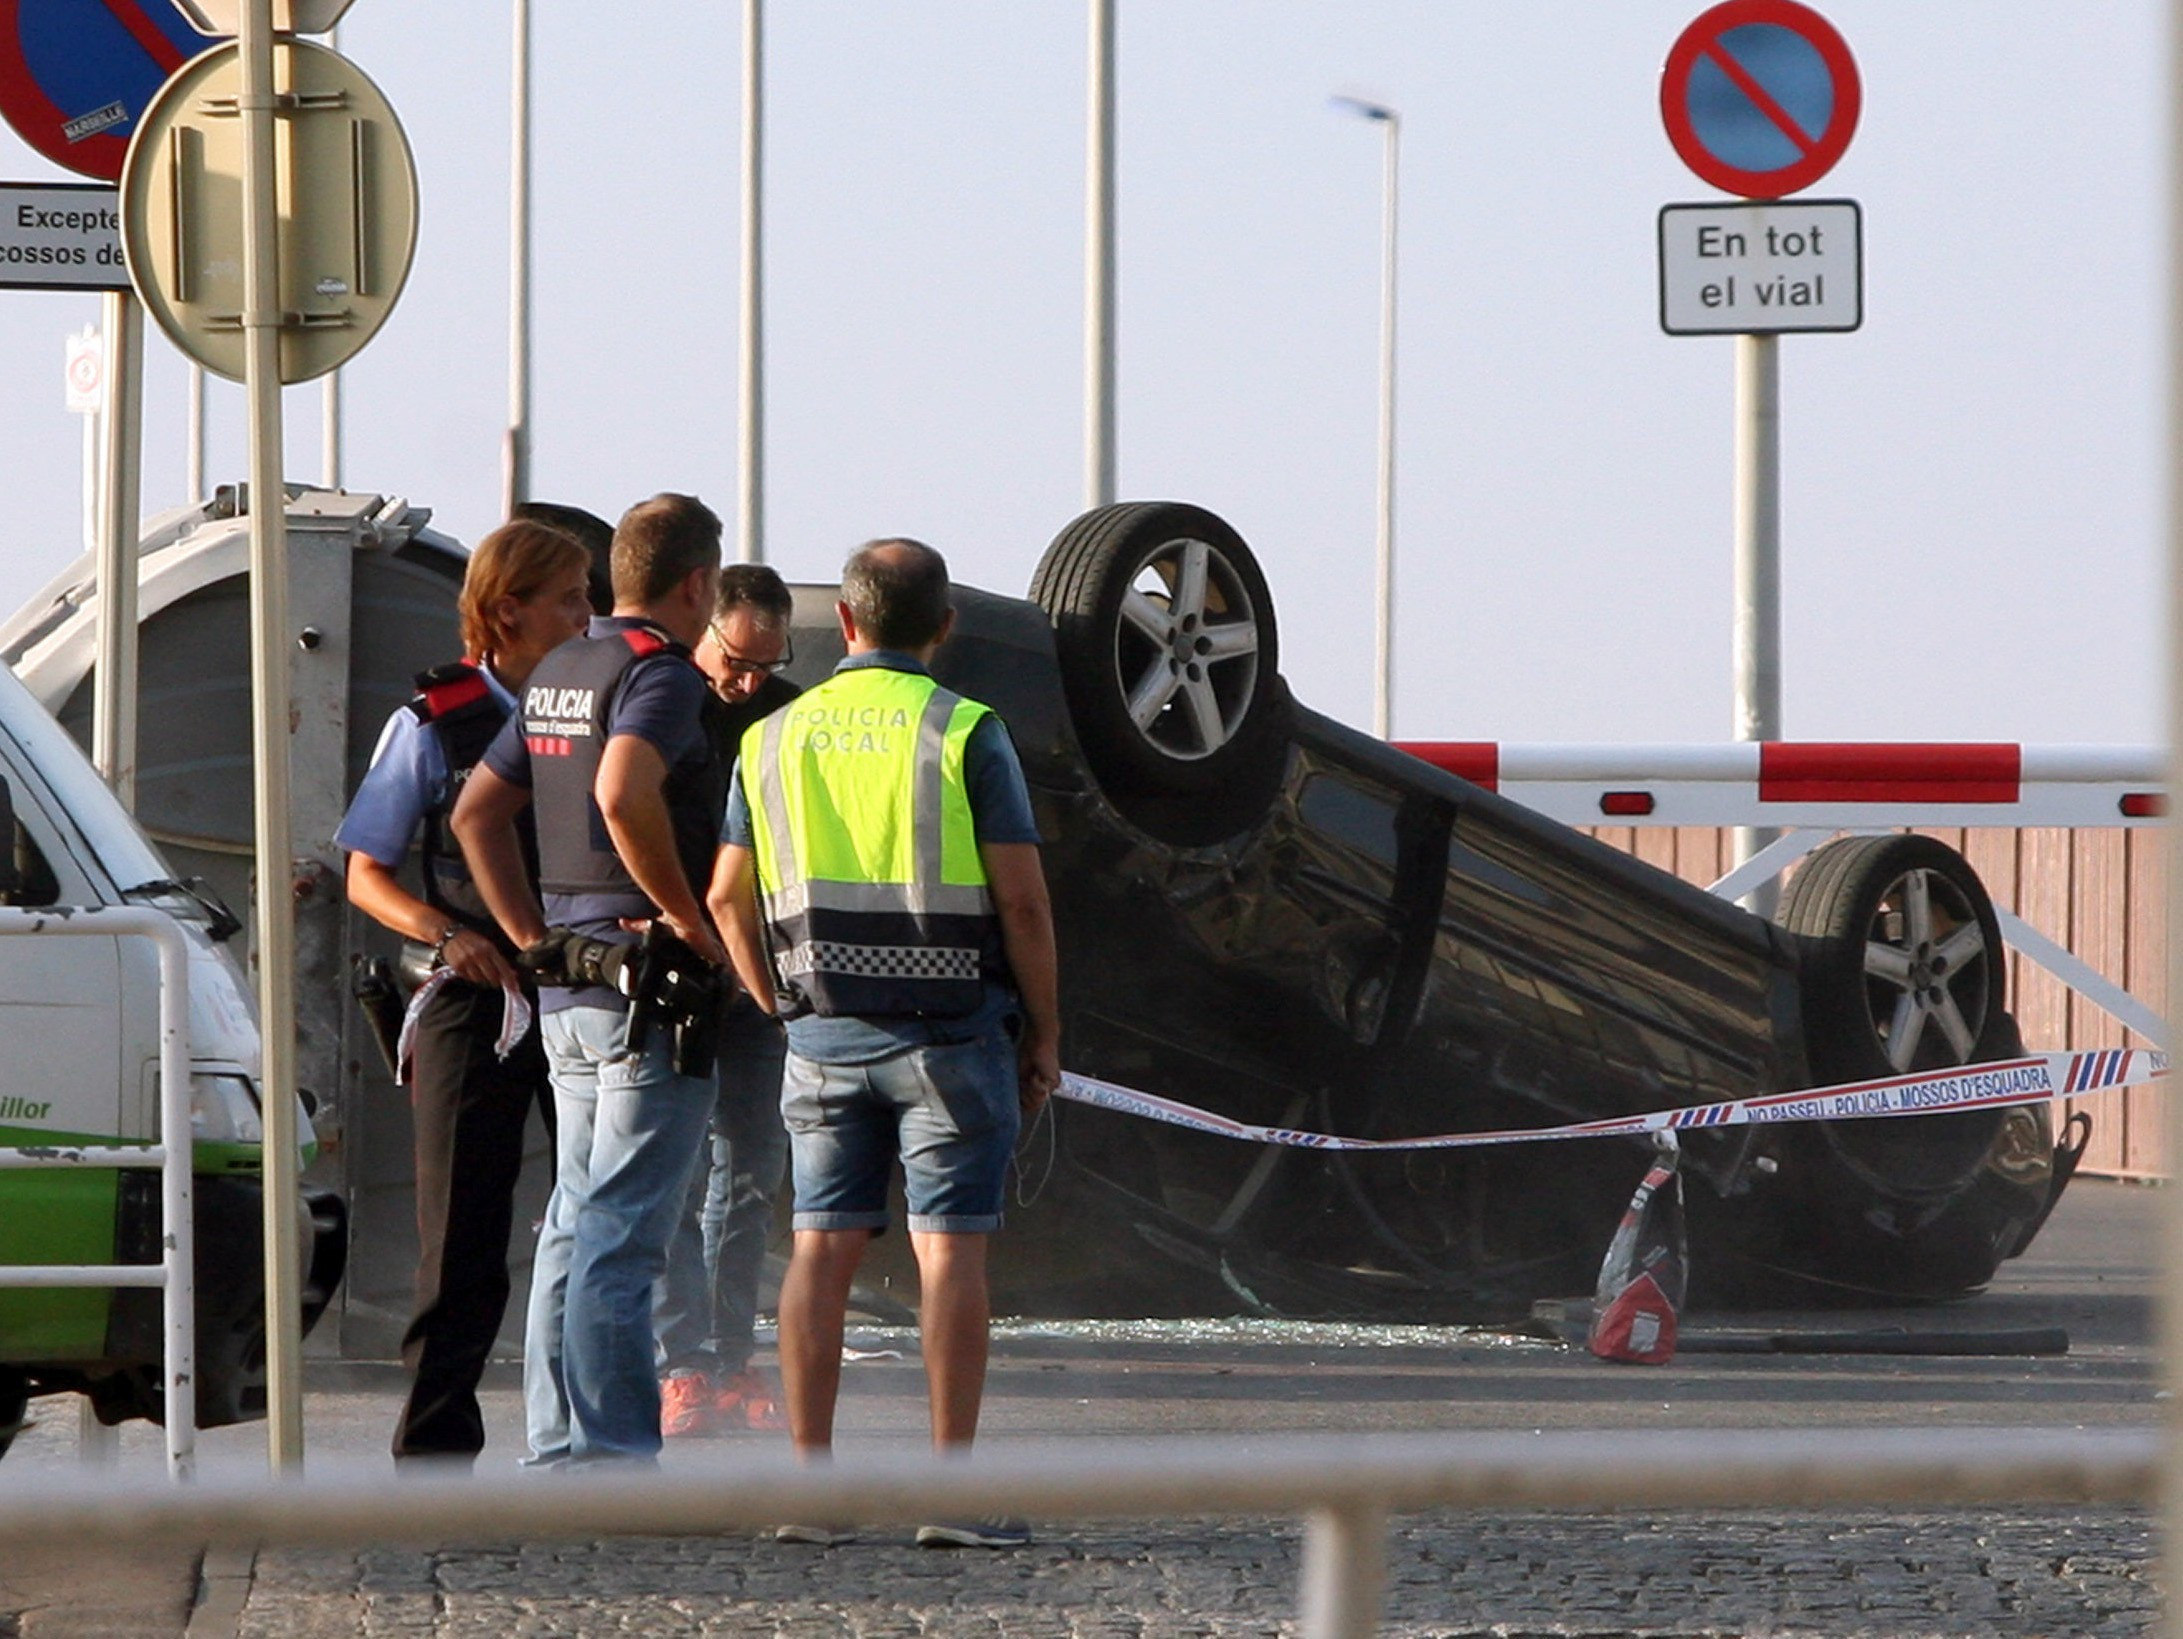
[653,564,800,1437]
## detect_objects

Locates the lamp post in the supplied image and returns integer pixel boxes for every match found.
[503,0,531,517]
[739,0,763,562]
[1084,0,1116,511]
[1332,95,1399,740]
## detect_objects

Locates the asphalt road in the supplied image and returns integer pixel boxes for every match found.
[0,1177,2165,1636]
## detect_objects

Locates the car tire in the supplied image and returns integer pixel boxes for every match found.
[1028,502,1289,841]
[1777,832,2018,1195]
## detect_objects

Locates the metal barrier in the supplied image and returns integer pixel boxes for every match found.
[1396,742,2173,1047]
[0,1427,2152,1638]
[0,906,195,1479]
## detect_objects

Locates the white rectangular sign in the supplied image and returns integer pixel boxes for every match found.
[1658,199,1861,336]
[0,183,130,293]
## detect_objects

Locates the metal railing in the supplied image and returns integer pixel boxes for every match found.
[0,1427,2152,1638]
[0,906,195,1479]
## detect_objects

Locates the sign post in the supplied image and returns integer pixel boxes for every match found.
[234,0,300,1471]
[1658,0,1860,910]
[118,3,408,1473]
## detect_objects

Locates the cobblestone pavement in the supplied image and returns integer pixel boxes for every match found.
[219,1508,2154,1638]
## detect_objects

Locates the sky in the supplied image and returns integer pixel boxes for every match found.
[0,1,2166,746]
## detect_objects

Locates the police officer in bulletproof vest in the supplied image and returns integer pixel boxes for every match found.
[335,518,594,1463]
[452,492,730,1467]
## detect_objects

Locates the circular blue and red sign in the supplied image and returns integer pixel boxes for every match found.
[0,0,216,182]
[1661,0,1860,199]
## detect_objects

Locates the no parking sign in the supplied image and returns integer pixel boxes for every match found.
[1660,0,1860,199]
[0,0,216,181]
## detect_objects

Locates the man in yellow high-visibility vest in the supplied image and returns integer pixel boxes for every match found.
[709,539,1060,1549]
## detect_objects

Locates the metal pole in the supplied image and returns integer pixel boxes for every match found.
[1730,331,1781,916]
[320,27,343,493]
[186,364,206,503]
[1298,1502,1388,1639]
[738,0,763,563]
[145,914,197,1481]
[79,329,98,559]
[1372,113,1398,741]
[2162,0,2183,1624]
[238,0,304,1473]
[502,0,531,518]
[1332,97,1400,739]
[93,291,144,813]
[321,370,341,491]
[1082,0,1115,511]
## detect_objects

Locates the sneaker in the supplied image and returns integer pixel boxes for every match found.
[915,1518,1032,1549]
[715,1366,786,1432]
[660,1370,724,1439]
[774,1523,858,1546]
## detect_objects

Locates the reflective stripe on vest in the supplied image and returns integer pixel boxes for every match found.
[742,667,1001,1018]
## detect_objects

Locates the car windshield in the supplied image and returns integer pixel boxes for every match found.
[0,665,187,906]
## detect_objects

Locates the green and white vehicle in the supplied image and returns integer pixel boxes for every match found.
[0,659,345,1458]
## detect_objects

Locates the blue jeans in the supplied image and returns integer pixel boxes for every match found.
[654,1002,789,1374]
[784,1031,1020,1234]
[523,1003,714,1465]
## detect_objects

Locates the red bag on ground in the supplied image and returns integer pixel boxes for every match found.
[1587,1135,1687,1365]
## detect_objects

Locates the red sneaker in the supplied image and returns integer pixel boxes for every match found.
[660,1371,724,1438]
[715,1367,786,1432]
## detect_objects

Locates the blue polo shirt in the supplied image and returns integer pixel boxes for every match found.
[336,664,518,868]
[720,651,1040,1063]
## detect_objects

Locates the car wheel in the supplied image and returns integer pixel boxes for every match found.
[1029,502,1289,840]
[1777,833,2017,1195]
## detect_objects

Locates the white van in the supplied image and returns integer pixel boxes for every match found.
[0,658,344,1455]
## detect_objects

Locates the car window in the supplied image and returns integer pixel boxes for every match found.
[1295,771,1400,874]
[3,811,60,908]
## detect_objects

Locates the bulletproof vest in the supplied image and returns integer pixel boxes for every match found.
[407,660,538,945]
[524,622,722,906]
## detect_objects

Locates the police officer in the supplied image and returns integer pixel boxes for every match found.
[709,539,1060,1547]
[453,492,727,1467]
[335,518,594,1463]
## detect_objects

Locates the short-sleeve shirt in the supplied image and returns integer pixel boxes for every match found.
[721,652,1040,1063]
[335,665,518,867]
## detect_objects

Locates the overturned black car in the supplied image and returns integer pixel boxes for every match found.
[781,502,2082,1319]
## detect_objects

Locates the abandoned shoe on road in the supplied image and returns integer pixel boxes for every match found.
[916,1518,1032,1549]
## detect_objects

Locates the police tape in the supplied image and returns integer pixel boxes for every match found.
[1053,1046,2170,1153]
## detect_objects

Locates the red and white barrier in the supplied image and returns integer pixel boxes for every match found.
[1393,740,2173,1049]
[1395,742,2166,830]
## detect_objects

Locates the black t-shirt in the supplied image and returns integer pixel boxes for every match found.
[702,672,802,778]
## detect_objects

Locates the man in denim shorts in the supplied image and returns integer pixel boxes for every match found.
[709,539,1060,1548]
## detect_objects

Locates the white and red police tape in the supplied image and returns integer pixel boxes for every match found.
[1053,1047,2169,1153]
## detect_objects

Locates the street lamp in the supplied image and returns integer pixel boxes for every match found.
[1331,95,1399,740]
